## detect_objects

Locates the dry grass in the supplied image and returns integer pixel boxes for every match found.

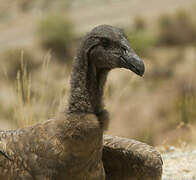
[1,43,196,147]
[158,9,196,46]
[0,7,196,147]
[0,51,70,128]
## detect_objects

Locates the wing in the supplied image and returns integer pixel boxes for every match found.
[0,119,60,180]
[0,129,17,179]
[103,135,163,180]
[0,124,54,180]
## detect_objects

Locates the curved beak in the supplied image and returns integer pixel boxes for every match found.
[120,52,145,76]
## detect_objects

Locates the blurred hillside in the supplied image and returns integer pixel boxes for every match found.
[0,0,196,147]
[0,0,195,51]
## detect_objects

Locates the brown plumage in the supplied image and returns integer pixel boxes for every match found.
[0,25,162,180]
[103,135,162,180]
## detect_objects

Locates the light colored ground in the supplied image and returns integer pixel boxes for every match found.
[162,147,196,180]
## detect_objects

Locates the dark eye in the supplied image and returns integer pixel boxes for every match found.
[102,39,110,48]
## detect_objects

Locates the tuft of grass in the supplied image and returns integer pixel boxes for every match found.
[175,81,196,126]
[8,54,70,128]
[14,57,33,127]
[1,48,40,80]
[158,9,196,46]
[36,14,75,63]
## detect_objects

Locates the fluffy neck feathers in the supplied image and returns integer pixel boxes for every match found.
[67,39,109,115]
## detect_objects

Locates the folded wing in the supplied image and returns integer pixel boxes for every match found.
[103,135,163,180]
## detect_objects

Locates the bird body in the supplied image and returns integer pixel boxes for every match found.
[0,25,162,180]
[0,114,105,180]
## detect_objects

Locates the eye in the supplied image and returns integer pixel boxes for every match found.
[101,38,110,48]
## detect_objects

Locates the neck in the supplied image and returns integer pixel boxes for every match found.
[67,48,109,115]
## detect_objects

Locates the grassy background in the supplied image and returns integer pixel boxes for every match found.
[0,0,196,147]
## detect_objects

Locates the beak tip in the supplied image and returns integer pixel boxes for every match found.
[120,52,145,76]
[134,58,145,76]
[139,64,145,76]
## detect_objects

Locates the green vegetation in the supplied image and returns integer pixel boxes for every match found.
[158,10,196,46]
[126,16,158,55]
[127,9,196,56]
[128,30,158,55]
[36,14,75,63]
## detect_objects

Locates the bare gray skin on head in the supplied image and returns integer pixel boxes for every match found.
[0,25,162,180]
